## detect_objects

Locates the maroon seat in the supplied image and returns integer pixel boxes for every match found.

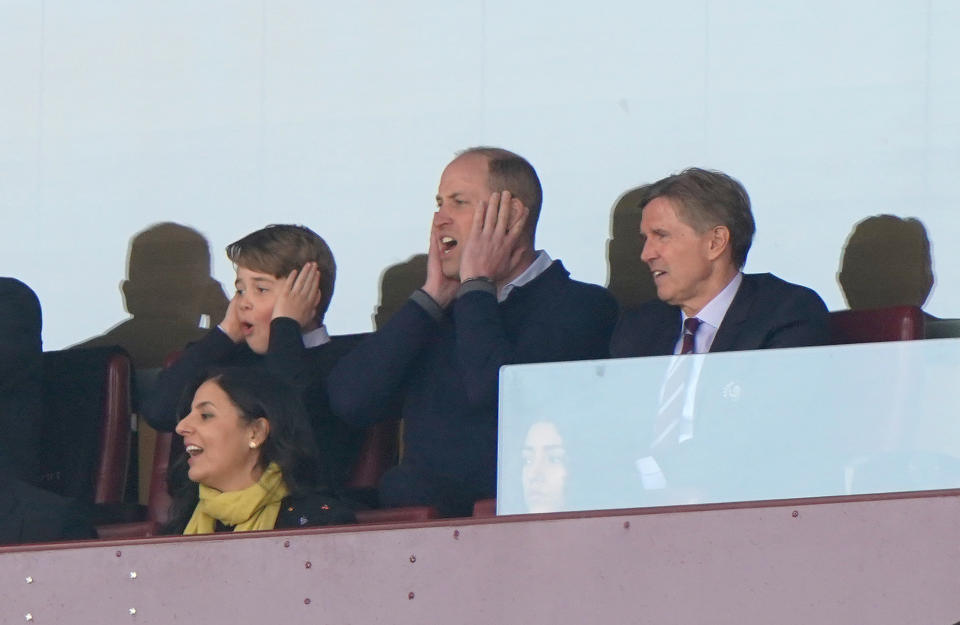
[472,498,496,517]
[96,432,173,539]
[39,347,132,506]
[829,306,925,345]
[355,505,438,524]
[345,420,399,490]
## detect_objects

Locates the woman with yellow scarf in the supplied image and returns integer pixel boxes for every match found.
[162,367,355,534]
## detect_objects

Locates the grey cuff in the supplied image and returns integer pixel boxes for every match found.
[457,277,497,298]
[410,289,445,322]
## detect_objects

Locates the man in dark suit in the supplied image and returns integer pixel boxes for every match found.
[608,169,829,504]
[610,168,829,357]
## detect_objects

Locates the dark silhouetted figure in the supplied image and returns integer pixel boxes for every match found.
[72,222,229,368]
[607,185,658,312]
[838,215,934,310]
[373,255,427,330]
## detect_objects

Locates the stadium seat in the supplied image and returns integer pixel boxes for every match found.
[829,306,925,345]
[37,346,133,508]
[96,432,173,539]
[355,505,438,524]
[472,498,496,517]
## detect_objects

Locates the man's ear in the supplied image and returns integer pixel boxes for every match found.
[507,197,529,233]
[706,225,731,261]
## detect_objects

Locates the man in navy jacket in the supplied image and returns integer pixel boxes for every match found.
[608,168,829,505]
[329,148,618,516]
[610,168,829,358]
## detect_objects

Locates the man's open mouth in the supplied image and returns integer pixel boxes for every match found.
[440,236,458,254]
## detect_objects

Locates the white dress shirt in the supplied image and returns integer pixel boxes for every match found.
[673,272,743,355]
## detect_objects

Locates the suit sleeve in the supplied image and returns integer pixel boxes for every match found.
[262,317,317,389]
[452,285,619,409]
[762,287,831,349]
[327,299,437,426]
[142,328,238,431]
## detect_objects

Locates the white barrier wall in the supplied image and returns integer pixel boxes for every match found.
[2,491,959,624]
[1,1,959,349]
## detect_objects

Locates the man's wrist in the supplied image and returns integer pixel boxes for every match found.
[458,276,497,297]
[410,289,446,322]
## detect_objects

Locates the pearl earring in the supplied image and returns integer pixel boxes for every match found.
[249,441,257,449]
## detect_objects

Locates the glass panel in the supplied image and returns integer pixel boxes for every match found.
[498,339,960,514]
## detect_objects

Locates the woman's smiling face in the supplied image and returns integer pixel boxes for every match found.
[175,379,267,492]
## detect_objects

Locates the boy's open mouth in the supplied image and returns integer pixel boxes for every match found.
[241,322,254,335]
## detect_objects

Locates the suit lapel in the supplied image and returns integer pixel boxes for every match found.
[653,306,682,355]
[709,275,755,353]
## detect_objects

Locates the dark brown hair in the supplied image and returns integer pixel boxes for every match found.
[458,147,543,233]
[640,168,756,269]
[226,224,336,321]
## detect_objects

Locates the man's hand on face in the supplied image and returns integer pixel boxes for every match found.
[459,190,529,284]
[421,215,461,308]
[219,294,244,343]
[272,262,323,330]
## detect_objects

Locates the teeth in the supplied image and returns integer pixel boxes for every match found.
[653,271,665,277]
[186,445,203,456]
[441,236,456,244]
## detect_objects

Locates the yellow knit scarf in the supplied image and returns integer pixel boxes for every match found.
[183,462,290,535]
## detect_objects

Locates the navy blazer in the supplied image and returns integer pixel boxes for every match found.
[610,273,830,357]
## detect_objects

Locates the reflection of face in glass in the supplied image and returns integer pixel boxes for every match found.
[521,421,568,513]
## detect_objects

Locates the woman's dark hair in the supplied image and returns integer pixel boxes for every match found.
[161,367,323,534]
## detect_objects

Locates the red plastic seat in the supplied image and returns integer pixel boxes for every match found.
[472,498,496,517]
[355,505,438,524]
[345,420,399,490]
[38,347,132,506]
[829,306,925,345]
[95,432,173,539]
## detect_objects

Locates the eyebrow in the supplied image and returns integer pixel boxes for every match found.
[235,276,275,287]
[194,401,216,410]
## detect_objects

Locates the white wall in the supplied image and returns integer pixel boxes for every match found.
[2,1,958,349]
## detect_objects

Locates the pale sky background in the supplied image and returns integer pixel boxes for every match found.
[2,1,958,349]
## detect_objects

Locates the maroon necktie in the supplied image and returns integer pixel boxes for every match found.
[680,317,701,355]
[650,316,704,449]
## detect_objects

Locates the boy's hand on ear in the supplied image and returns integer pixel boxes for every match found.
[219,295,244,343]
[272,262,323,329]
[460,190,529,284]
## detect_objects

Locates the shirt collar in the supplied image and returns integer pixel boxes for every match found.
[498,250,552,302]
[682,272,743,331]
[301,324,331,349]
